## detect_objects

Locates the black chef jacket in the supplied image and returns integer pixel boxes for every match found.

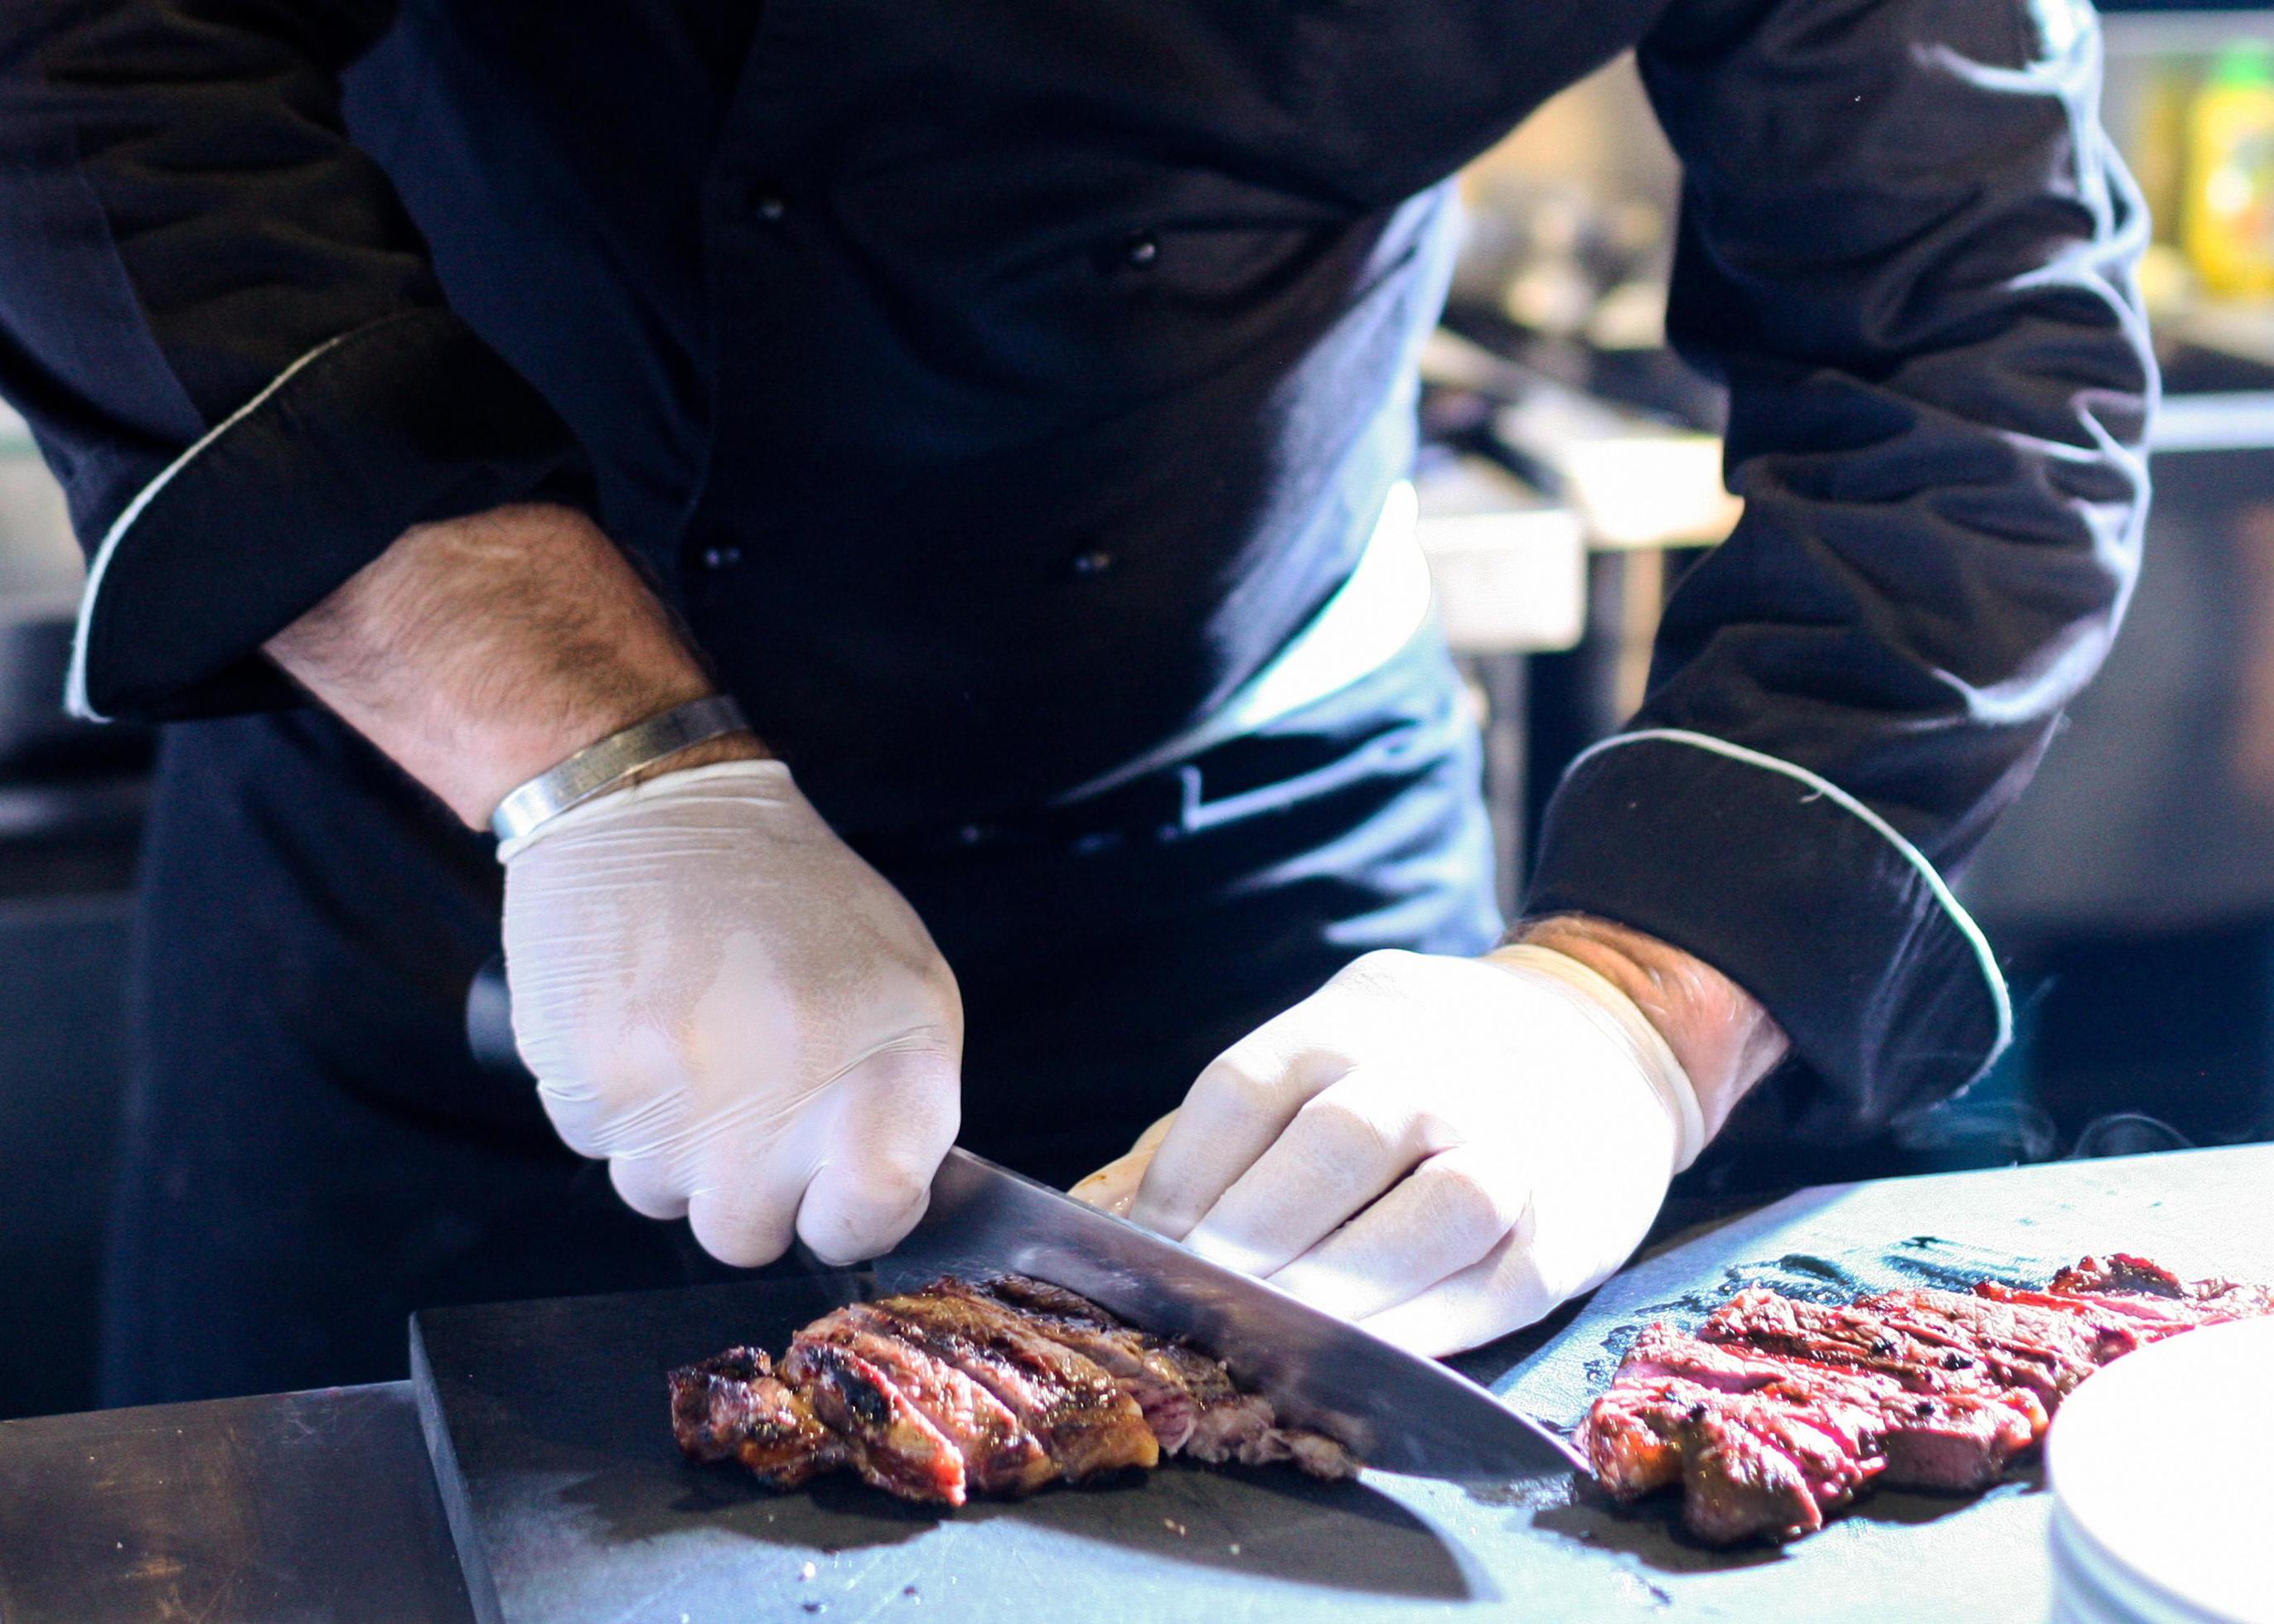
[2,0,2152,1143]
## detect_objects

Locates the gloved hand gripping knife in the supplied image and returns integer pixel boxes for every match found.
[494,697,964,1267]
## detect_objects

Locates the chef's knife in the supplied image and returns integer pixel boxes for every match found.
[878,1146,1588,1479]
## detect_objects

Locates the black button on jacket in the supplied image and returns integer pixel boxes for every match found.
[0,0,2155,1142]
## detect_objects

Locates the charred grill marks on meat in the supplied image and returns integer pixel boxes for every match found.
[777,1337,964,1503]
[861,1284,1161,1481]
[667,1346,844,1488]
[670,1275,1357,1506]
[786,1310,1052,1498]
[1580,1254,2274,1546]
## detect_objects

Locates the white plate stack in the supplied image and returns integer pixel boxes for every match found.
[2049,1316,2274,1623]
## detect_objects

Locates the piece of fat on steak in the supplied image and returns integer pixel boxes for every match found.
[2035,1254,2274,1322]
[792,1309,1056,1497]
[1972,1281,2201,1345]
[665,1347,843,1488]
[777,1337,968,1505]
[970,1276,1360,1480]
[1172,1363,1360,1480]
[2056,1254,2191,1298]
[864,1285,1160,1480]
[1275,1428,1362,1480]
[1130,1340,1275,1463]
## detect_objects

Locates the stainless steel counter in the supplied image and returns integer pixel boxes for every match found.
[0,1381,472,1622]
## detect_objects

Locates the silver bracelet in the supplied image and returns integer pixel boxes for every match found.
[489,694,750,844]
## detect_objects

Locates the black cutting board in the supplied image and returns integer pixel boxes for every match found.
[412,1145,2274,1623]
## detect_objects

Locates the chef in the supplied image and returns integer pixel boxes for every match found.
[1,0,2150,1404]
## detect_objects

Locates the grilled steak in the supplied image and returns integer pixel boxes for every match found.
[852,1285,1160,1481]
[1580,1254,2274,1546]
[1701,1286,2112,1410]
[967,1275,1352,1474]
[666,1346,842,1488]
[670,1273,1358,1506]
[777,1336,967,1503]
[971,1275,1208,1451]
[1618,1323,2040,1491]
[788,1308,1055,1497]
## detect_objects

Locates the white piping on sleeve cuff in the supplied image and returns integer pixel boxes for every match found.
[1560,727,2015,1062]
[65,331,356,723]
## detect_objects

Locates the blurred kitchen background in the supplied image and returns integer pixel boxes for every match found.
[6,1,2274,1420]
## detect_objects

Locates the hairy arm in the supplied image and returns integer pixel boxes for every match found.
[274,503,962,1270]
[265,503,762,826]
[1508,914,1790,1141]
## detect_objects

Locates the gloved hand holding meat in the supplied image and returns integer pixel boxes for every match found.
[501,758,962,1269]
[1081,917,1789,1356]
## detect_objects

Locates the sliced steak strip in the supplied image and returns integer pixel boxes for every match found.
[864,1284,1160,1479]
[1701,1289,1989,1394]
[2055,1254,2189,1298]
[793,1309,1055,1496]
[777,1337,967,1505]
[1592,1374,1872,1539]
[1701,1288,2081,1411]
[1580,1375,1691,1500]
[968,1277,1204,1452]
[1586,1373,1918,1543]
[666,1346,843,1488]
[974,1276,1359,1479]
[1858,1287,2118,1401]
[1681,1392,1844,1545]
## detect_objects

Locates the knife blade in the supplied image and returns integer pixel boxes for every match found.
[877,1146,1587,1480]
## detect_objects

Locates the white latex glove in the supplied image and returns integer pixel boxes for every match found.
[501,759,961,1267]
[1104,946,1703,1356]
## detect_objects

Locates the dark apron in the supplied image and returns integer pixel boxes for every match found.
[101,626,1495,1404]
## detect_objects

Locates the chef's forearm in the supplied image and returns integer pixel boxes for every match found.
[266,501,763,827]
[1508,913,1788,1141]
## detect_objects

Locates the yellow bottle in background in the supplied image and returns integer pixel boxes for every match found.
[2133,60,2193,244]
[2186,42,2274,300]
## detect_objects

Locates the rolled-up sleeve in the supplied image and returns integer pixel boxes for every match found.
[0,0,586,722]
[1524,0,2155,1140]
